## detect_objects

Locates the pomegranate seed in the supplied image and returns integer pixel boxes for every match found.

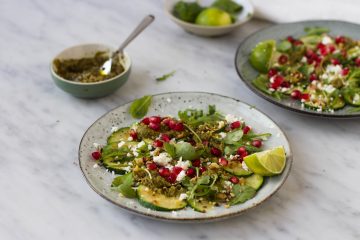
[268,68,278,78]
[161,134,171,142]
[153,139,163,148]
[293,40,303,46]
[281,81,290,88]
[328,45,336,53]
[271,75,284,89]
[252,140,262,148]
[230,121,241,129]
[168,119,177,129]
[291,90,302,100]
[287,36,295,43]
[158,167,170,177]
[307,58,314,64]
[320,47,328,56]
[306,49,315,58]
[243,126,251,134]
[162,118,171,126]
[192,159,201,167]
[278,55,288,64]
[174,122,184,131]
[230,176,239,184]
[199,166,207,173]
[342,68,350,76]
[341,49,347,58]
[355,57,360,66]
[317,43,325,49]
[237,146,247,155]
[330,58,340,65]
[167,173,177,183]
[309,73,317,82]
[301,93,310,100]
[172,166,183,175]
[149,122,160,131]
[147,162,157,170]
[130,129,137,140]
[141,117,150,125]
[210,147,222,157]
[335,36,346,44]
[188,139,196,146]
[149,116,161,124]
[91,151,101,160]
[186,168,196,178]
[218,157,228,166]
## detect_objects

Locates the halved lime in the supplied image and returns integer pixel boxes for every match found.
[244,146,286,176]
[195,8,232,26]
[249,40,276,73]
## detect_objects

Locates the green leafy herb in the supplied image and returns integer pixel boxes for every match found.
[223,129,243,144]
[229,185,256,205]
[211,0,243,22]
[111,173,136,198]
[164,142,176,158]
[175,141,199,160]
[304,26,329,35]
[242,133,272,141]
[173,1,203,23]
[156,70,176,81]
[178,105,224,127]
[129,95,152,119]
[188,175,211,199]
[277,40,292,53]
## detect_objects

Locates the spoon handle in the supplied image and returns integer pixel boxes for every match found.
[114,14,155,56]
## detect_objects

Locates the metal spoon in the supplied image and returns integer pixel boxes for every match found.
[100,15,155,76]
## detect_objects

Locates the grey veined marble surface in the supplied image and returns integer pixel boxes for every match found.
[0,0,359,239]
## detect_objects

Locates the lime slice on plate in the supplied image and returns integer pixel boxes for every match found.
[244,146,286,176]
[249,40,276,73]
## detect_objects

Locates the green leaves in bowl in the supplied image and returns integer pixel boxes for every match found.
[129,95,152,119]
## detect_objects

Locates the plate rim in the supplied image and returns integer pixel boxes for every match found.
[234,19,360,119]
[78,91,293,222]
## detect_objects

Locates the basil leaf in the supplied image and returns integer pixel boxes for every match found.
[223,129,243,144]
[111,173,136,198]
[277,40,291,53]
[211,0,243,14]
[175,142,198,160]
[229,185,256,205]
[156,70,176,81]
[173,1,203,23]
[197,175,210,185]
[304,26,329,35]
[129,95,152,119]
[164,142,176,158]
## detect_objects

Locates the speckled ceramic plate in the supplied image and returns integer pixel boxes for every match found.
[79,92,292,222]
[235,20,360,118]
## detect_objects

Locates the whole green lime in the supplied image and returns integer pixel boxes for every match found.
[195,8,232,26]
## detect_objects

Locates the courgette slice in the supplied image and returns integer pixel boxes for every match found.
[137,185,187,211]
[107,127,131,144]
[330,95,346,109]
[245,174,264,190]
[224,161,253,176]
[187,198,215,213]
[102,157,131,174]
[343,88,360,106]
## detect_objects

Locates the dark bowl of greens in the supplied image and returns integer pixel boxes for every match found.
[235,20,360,118]
[164,0,254,37]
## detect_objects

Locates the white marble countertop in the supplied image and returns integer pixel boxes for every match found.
[1,0,360,239]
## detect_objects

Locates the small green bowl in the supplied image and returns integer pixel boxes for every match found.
[51,43,131,98]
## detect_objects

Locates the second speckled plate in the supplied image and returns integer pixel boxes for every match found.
[79,92,292,222]
[235,20,360,118]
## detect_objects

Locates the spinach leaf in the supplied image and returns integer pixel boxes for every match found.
[156,70,176,81]
[277,40,291,53]
[173,1,203,23]
[164,142,176,158]
[111,173,136,198]
[211,0,243,22]
[252,74,271,94]
[175,141,199,160]
[223,129,243,144]
[129,95,152,119]
[304,26,329,35]
[229,185,256,205]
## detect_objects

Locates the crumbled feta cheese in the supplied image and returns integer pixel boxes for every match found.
[323,84,336,94]
[166,98,172,103]
[269,76,275,83]
[300,56,307,63]
[133,151,139,157]
[148,144,152,150]
[326,64,342,75]
[179,193,188,201]
[127,136,133,141]
[353,93,360,103]
[219,132,226,139]
[176,170,186,181]
[218,121,225,129]
[280,87,289,92]
[137,141,146,148]
[225,114,239,123]
[153,152,172,166]
[111,127,119,133]
[269,88,275,92]
[126,153,132,157]
[93,143,100,148]
[118,141,126,148]
[224,181,232,187]
[175,159,191,170]
[122,166,131,172]
[242,161,249,171]
[93,163,98,168]
[322,36,333,44]
[317,107,323,112]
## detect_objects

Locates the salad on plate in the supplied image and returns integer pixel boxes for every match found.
[90,106,286,212]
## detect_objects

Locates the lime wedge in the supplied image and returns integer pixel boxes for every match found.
[249,40,276,73]
[195,8,232,26]
[244,146,286,176]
